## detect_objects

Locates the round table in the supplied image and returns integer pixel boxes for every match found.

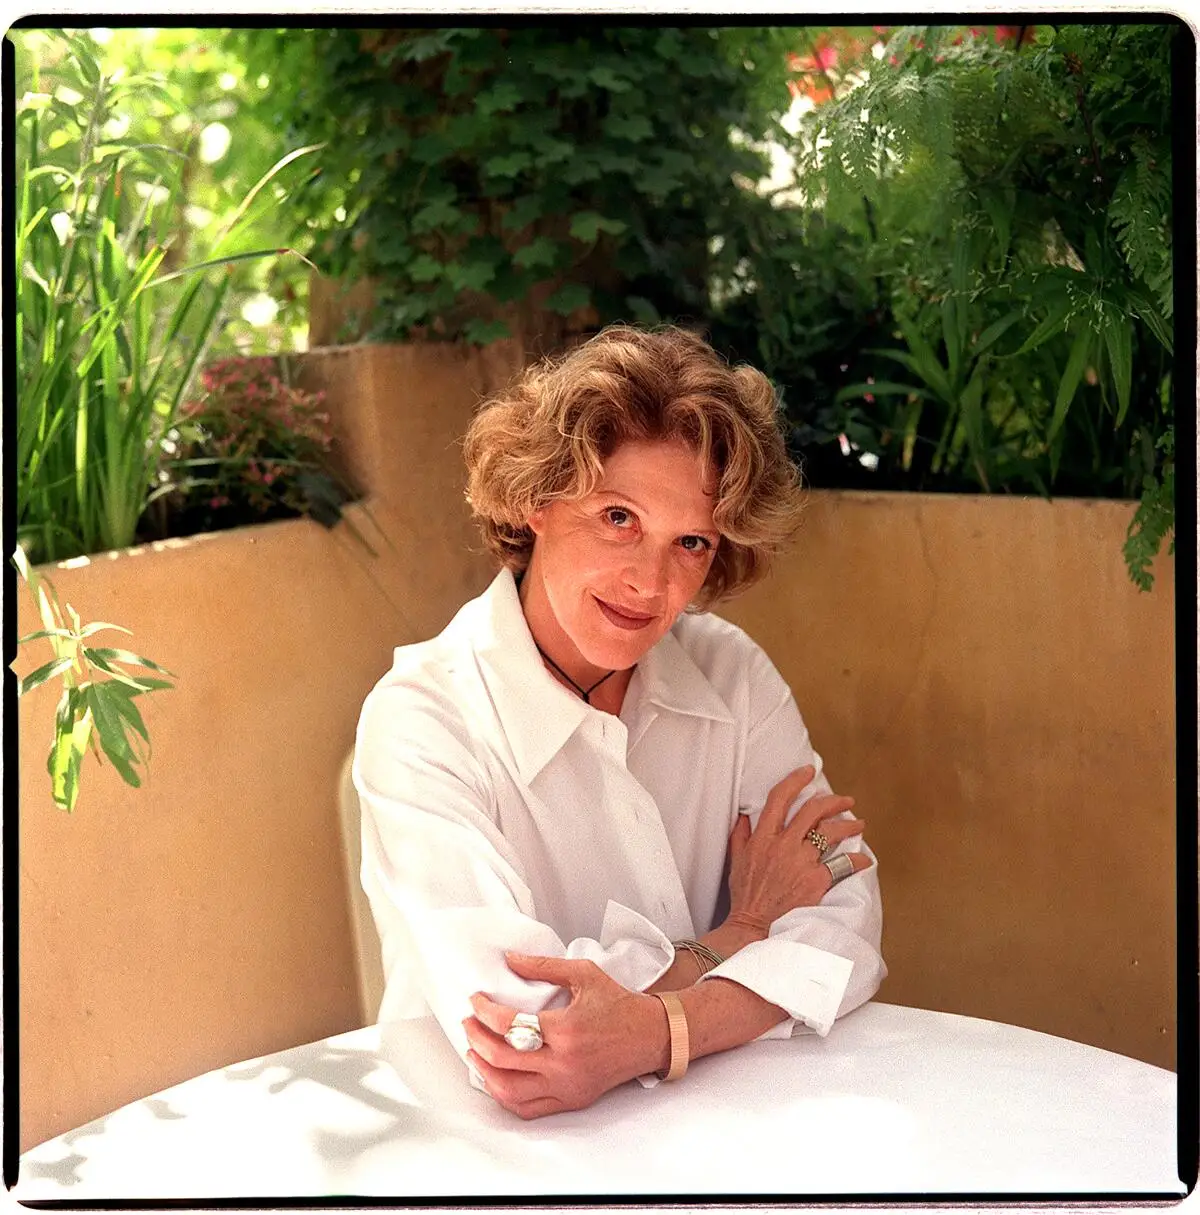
[17,1001,1183,1200]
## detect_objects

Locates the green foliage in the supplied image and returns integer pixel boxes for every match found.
[13,26,320,352]
[14,545,174,813]
[13,29,317,563]
[783,21,1177,587]
[705,196,894,483]
[1123,427,1174,591]
[228,26,797,343]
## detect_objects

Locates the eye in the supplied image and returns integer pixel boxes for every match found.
[604,506,634,528]
[679,535,713,554]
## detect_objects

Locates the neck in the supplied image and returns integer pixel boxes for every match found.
[532,640,617,704]
[516,567,630,710]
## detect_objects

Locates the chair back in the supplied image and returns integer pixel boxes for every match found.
[337,748,385,1024]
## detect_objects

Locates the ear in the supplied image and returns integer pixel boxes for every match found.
[527,507,546,536]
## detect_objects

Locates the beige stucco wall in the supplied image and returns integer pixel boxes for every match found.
[719,491,1176,1070]
[18,341,1176,1151]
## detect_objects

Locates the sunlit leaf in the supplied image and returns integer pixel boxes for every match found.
[19,655,77,696]
[83,646,175,676]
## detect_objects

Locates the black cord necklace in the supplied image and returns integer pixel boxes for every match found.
[533,641,617,705]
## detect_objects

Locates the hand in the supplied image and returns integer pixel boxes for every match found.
[463,952,665,1120]
[727,764,870,928]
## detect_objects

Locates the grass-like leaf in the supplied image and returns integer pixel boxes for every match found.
[86,683,142,787]
[84,646,175,677]
[19,655,77,696]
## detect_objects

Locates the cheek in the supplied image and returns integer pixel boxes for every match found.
[673,552,715,604]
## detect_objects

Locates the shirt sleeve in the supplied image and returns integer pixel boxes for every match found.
[698,646,887,1037]
[354,674,676,1074]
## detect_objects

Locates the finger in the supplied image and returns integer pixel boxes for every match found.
[789,792,856,835]
[505,951,597,991]
[821,850,873,892]
[807,816,866,849]
[463,1015,546,1072]
[759,765,817,833]
[512,1096,564,1121]
[468,990,520,1037]
[729,811,751,849]
[468,1049,548,1105]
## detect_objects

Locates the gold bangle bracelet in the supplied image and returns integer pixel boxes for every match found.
[654,991,689,1081]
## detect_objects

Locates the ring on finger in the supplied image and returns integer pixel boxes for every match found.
[823,853,855,884]
[804,827,830,855]
[504,1012,545,1052]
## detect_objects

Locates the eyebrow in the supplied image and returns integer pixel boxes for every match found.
[593,489,719,536]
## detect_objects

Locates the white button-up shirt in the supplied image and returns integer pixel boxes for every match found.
[355,569,885,1081]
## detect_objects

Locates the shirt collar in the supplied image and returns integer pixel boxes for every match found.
[470,569,734,783]
[634,622,736,726]
[471,569,590,783]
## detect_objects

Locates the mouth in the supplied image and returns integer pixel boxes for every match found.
[593,595,657,631]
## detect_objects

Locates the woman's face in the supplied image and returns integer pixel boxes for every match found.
[522,437,720,676]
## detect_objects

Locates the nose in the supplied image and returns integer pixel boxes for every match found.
[623,543,670,600]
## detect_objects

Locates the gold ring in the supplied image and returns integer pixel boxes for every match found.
[805,827,830,854]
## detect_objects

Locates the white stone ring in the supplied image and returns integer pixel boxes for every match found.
[504,1011,545,1052]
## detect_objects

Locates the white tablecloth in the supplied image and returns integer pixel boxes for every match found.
[17,1002,1182,1199]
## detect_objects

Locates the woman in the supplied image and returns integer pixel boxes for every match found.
[354,325,885,1120]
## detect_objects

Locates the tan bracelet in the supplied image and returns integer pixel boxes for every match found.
[654,991,689,1081]
[673,938,725,975]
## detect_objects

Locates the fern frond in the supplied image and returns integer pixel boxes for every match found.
[1123,425,1174,591]
[1109,138,1172,317]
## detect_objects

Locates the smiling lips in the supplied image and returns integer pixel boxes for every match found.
[594,595,656,631]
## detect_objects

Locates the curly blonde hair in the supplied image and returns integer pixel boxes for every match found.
[463,325,805,609]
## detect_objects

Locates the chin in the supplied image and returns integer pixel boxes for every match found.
[577,604,668,669]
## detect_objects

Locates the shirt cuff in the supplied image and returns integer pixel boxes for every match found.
[699,937,854,1036]
[568,900,677,991]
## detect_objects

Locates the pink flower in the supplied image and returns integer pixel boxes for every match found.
[813,45,838,70]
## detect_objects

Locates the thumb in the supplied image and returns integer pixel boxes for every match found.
[729,811,751,849]
[504,950,591,990]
